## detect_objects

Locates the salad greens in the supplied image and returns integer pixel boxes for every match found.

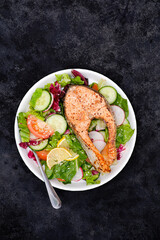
[88,119,98,131]
[29,88,43,108]
[43,152,100,185]
[43,83,51,91]
[25,108,45,121]
[56,73,71,87]
[65,134,87,161]
[83,170,100,185]
[71,76,84,85]
[17,112,30,142]
[49,131,62,148]
[114,93,129,118]
[81,161,100,185]
[116,124,134,148]
[104,128,109,142]
[55,73,84,87]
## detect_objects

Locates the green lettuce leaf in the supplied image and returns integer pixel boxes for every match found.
[49,131,62,148]
[59,102,64,116]
[43,83,51,91]
[25,108,45,121]
[105,127,109,142]
[88,119,98,131]
[113,93,129,118]
[45,164,54,179]
[30,88,43,108]
[82,170,100,185]
[42,108,55,118]
[17,112,30,142]
[65,134,87,161]
[48,160,77,184]
[71,76,84,85]
[116,124,134,147]
[55,73,71,87]
[81,161,92,171]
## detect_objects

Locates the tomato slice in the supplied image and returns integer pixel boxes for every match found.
[92,83,98,91]
[57,178,65,182]
[27,115,54,139]
[36,150,49,160]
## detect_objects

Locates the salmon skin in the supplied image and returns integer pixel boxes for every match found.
[64,85,117,173]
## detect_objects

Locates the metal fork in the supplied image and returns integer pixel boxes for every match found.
[33,152,62,209]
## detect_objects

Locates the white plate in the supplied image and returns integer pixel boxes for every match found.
[14,69,137,191]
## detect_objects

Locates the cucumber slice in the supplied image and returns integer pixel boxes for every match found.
[29,139,48,151]
[46,114,67,134]
[34,90,52,111]
[99,86,117,104]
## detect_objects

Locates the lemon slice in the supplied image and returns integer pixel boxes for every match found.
[47,148,72,169]
[57,136,70,149]
[57,137,79,161]
[66,150,79,161]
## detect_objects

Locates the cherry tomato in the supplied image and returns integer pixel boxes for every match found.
[36,150,49,160]
[27,115,54,139]
[92,83,99,91]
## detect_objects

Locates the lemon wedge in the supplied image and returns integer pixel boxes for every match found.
[47,148,72,169]
[66,150,79,161]
[57,136,70,149]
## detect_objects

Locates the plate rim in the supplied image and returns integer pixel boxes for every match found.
[14,68,137,191]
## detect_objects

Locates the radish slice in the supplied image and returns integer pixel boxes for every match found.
[93,140,106,152]
[72,167,83,182]
[89,131,104,142]
[96,120,106,131]
[43,93,54,112]
[111,105,125,126]
[30,133,42,141]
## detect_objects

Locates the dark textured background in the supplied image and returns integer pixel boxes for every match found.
[0,0,160,239]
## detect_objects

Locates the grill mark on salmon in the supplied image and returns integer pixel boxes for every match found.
[64,85,117,173]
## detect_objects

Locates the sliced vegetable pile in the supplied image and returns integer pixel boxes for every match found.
[18,70,134,185]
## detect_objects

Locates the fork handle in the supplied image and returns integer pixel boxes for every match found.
[34,152,62,209]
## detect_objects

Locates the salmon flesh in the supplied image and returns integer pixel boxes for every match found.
[64,85,117,173]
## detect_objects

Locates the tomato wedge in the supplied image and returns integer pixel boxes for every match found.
[57,178,65,182]
[92,83,99,91]
[27,115,54,139]
[36,150,50,160]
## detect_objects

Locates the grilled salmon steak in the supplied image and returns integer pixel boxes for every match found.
[64,85,117,173]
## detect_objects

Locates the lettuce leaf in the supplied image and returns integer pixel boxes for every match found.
[82,169,100,185]
[65,134,87,161]
[55,74,71,87]
[105,127,109,142]
[71,76,84,85]
[30,88,43,108]
[17,112,30,142]
[43,83,51,91]
[44,160,77,183]
[113,93,129,118]
[25,108,45,121]
[116,124,134,148]
[45,164,54,179]
[49,131,62,148]
[88,119,98,131]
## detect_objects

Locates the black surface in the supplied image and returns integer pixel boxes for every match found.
[0,0,160,239]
